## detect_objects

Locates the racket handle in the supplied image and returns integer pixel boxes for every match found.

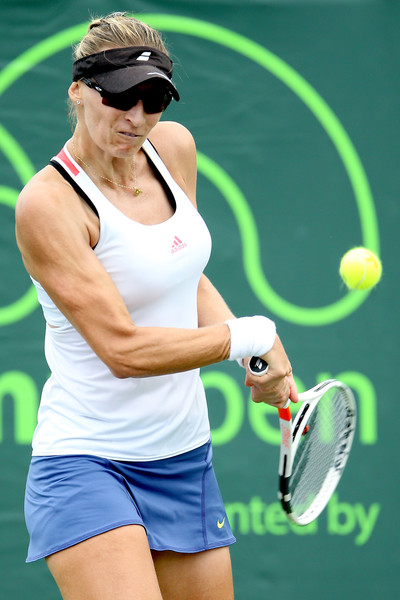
[249,356,291,409]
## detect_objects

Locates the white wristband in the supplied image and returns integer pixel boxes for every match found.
[225,316,276,362]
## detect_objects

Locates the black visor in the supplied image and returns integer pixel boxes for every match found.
[72,46,180,101]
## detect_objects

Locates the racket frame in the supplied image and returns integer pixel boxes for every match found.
[278,379,356,525]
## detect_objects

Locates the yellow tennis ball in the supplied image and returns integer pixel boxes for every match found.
[339,247,382,290]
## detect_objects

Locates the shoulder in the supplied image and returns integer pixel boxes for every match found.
[148,121,197,204]
[16,165,92,262]
[16,166,71,222]
[149,120,196,157]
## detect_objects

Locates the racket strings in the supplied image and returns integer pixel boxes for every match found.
[288,388,351,519]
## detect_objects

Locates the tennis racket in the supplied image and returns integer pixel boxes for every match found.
[248,356,356,525]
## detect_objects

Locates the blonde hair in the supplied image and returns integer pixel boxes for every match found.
[68,12,169,126]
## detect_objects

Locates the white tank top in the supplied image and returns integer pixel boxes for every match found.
[31,139,212,460]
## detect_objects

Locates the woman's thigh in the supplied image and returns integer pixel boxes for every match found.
[152,546,234,600]
[46,525,163,600]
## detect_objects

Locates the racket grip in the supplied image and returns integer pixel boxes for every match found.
[248,356,269,376]
[249,357,291,409]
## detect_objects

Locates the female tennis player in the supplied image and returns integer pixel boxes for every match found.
[15,12,297,600]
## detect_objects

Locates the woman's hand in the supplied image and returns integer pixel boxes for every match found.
[244,336,298,408]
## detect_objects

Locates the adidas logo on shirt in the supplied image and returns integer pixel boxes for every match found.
[171,235,187,254]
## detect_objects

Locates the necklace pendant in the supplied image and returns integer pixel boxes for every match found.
[134,187,143,196]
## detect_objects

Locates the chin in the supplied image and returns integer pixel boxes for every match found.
[113,137,142,155]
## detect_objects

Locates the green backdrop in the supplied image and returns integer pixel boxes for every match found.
[0,0,398,598]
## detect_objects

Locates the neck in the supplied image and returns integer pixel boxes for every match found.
[70,135,143,195]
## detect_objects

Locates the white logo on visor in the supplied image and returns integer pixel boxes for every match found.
[137,51,151,61]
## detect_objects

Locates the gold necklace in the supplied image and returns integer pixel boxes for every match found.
[71,141,143,196]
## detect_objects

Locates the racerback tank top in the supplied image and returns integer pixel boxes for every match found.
[31,139,212,460]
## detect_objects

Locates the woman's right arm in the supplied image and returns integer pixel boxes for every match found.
[15,170,234,378]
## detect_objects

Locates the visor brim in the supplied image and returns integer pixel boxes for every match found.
[93,66,180,100]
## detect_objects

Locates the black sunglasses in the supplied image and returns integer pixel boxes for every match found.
[81,78,172,113]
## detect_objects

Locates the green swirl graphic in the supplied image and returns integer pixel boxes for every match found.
[0,127,37,325]
[0,15,379,326]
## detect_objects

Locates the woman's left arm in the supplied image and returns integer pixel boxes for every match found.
[151,121,297,402]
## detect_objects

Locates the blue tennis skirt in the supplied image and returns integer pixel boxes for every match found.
[24,440,235,562]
